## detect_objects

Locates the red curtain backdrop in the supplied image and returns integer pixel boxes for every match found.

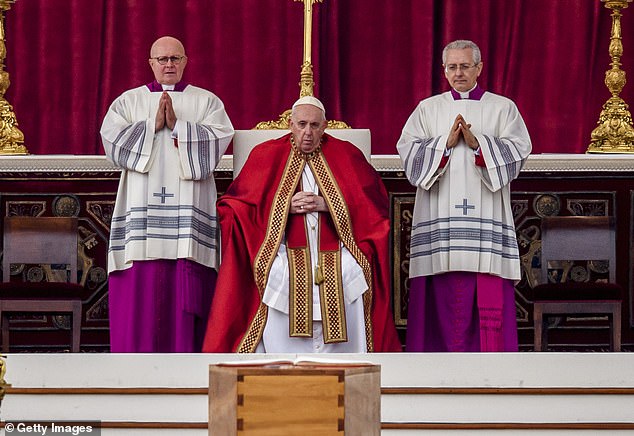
[4,0,634,155]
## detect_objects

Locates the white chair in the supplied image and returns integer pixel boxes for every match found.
[232,129,371,177]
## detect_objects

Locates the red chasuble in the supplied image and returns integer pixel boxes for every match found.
[202,133,401,352]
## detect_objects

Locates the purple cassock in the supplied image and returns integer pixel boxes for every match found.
[102,78,233,353]
[108,259,216,353]
[405,272,518,352]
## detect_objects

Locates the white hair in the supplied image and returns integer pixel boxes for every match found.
[442,40,481,65]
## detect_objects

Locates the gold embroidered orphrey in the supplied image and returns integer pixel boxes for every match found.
[288,242,313,337]
[286,223,348,344]
[237,138,374,352]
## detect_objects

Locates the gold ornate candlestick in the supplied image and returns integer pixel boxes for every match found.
[256,0,349,129]
[0,0,26,155]
[588,0,634,153]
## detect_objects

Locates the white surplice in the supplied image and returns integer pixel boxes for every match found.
[397,90,531,281]
[100,84,234,273]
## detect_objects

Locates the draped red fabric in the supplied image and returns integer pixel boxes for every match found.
[4,0,634,155]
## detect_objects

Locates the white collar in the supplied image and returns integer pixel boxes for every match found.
[456,84,478,99]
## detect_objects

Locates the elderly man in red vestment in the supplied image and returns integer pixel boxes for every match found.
[203,96,401,353]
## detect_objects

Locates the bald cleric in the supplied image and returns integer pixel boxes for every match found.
[101,36,234,352]
[202,96,401,353]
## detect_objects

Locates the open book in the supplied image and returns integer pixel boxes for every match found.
[216,355,375,368]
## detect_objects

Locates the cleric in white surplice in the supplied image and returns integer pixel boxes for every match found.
[397,40,531,352]
[100,36,234,352]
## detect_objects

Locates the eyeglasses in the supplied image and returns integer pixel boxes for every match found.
[151,56,186,65]
[444,63,479,74]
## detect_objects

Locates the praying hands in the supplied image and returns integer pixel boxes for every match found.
[155,91,177,132]
[447,113,479,150]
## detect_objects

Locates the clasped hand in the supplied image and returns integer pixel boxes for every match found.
[446,114,479,150]
[291,191,326,214]
[155,91,177,132]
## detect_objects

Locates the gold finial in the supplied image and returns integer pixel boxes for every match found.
[587,0,634,153]
[255,0,350,130]
[0,0,27,155]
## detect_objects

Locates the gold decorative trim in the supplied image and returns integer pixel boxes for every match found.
[238,139,374,350]
[255,110,292,130]
[237,144,305,353]
[392,195,415,326]
[327,120,352,129]
[236,305,268,353]
[308,153,374,351]
[86,200,116,231]
[6,200,46,217]
[319,250,347,343]
[255,112,351,130]
[288,246,313,337]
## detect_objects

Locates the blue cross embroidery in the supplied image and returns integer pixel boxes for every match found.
[153,187,174,204]
[455,198,475,215]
